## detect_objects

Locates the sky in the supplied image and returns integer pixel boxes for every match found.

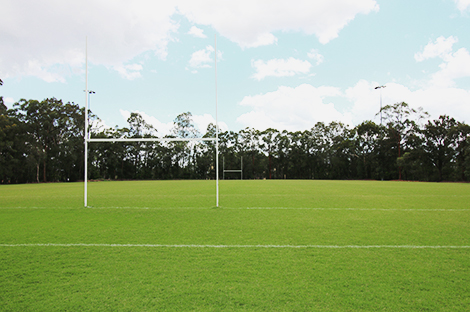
[1,0,470,136]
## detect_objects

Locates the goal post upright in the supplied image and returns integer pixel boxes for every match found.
[84,37,89,208]
[215,34,219,208]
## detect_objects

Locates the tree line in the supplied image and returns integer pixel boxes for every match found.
[1,96,470,184]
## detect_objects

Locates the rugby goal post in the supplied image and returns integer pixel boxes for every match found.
[83,36,220,207]
[223,156,243,180]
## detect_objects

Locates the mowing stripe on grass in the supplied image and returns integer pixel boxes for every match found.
[1,243,470,249]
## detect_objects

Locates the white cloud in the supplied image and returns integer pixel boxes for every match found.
[192,113,228,133]
[120,109,227,136]
[120,109,173,136]
[189,46,214,68]
[1,0,378,82]
[113,64,143,80]
[188,45,223,70]
[3,97,15,105]
[188,26,207,38]
[237,80,470,131]
[251,58,312,80]
[415,36,458,62]
[0,0,178,81]
[241,33,278,48]
[415,36,470,88]
[237,84,347,131]
[430,48,470,87]
[454,0,470,11]
[345,80,470,124]
[178,0,379,47]
[307,49,324,65]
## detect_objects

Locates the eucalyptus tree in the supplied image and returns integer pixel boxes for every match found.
[0,97,25,183]
[259,128,279,179]
[221,130,244,179]
[379,102,429,180]
[420,115,470,181]
[274,130,290,179]
[170,112,200,178]
[354,121,382,179]
[14,98,84,182]
[191,123,216,179]
[455,122,470,181]
[239,127,262,179]
[287,131,309,179]
[465,136,470,180]
[125,112,156,179]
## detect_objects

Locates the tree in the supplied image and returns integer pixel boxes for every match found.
[125,112,156,179]
[0,98,26,183]
[259,128,278,179]
[14,98,84,182]
[354,121,382,179]
[170,112,199,178]
[422,115,459,181]
[239,128,262,179]
[453,122,470,181]
[274,130,290,179]
[379,102,429,180]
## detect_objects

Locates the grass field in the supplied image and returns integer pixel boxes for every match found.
[1,180,469,311]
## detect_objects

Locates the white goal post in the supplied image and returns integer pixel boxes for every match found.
[83,36,220,207]
[223,156,243,180]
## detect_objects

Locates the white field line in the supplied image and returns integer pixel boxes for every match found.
[242,207,470,211]
[1,206,469,211]
[0,207,208,210]
[0,243,469,249]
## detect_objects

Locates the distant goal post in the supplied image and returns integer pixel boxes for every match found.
[223,156,243,180]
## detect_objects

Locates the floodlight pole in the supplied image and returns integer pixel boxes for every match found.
[84,37,89,207]
[215,34,219,207]
[374,85,386,125]
[374,85,386,182]
[83,90,95,139]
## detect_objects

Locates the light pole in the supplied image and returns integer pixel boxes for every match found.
[87,90,95,109]
[374,85,386,125]
[374,85,386,181]
[84,90,95,139]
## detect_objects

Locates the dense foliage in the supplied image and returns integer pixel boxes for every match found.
[1,96,470,183]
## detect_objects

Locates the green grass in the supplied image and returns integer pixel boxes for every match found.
[1,180,469,311]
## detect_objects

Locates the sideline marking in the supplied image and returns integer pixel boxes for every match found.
[1,206,469,211]
[243,207,470,211]
[1,243,469,249]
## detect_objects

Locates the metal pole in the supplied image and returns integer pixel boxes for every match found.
[87,91,95,139]
[380,89,383,125]
[215,34,219,207]
[374,85,386,125]
[84,37,88,207]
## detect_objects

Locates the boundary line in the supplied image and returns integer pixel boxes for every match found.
[242,207,470,211]
[1,207,469,211]
[1,243,469,249]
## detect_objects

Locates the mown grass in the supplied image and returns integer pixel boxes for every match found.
[1,180,469,311]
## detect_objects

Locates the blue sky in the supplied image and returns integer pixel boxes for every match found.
[1,0,470,135]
